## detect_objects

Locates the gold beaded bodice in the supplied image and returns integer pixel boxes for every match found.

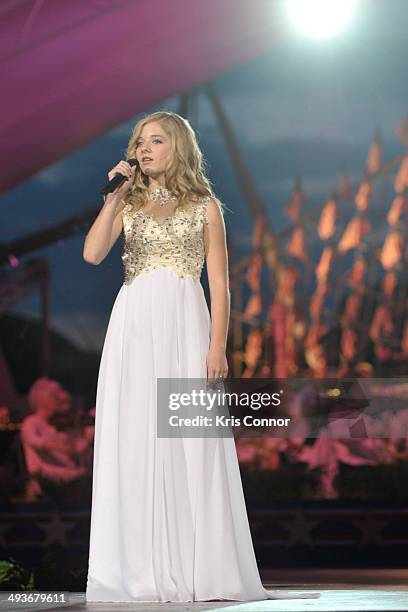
[121,197,210,284]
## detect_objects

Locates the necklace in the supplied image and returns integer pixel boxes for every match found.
[148,187,177,207]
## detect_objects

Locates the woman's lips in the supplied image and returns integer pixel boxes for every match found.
[142,159,153,164]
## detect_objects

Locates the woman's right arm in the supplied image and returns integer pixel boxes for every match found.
[83,160,135,265]
[83,194,124,265]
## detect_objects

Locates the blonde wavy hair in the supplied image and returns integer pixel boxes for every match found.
[122,111,225,215]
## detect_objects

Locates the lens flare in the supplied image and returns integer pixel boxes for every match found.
[286,0,357,40]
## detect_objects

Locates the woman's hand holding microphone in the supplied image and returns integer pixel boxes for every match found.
[106,160,136,200]
[84,160,138,264]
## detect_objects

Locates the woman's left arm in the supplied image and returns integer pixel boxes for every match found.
[204,198,230,381]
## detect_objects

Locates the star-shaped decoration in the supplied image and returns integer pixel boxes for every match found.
[279,507,320,547]
[40,511,77,546]
[353,513,385,546]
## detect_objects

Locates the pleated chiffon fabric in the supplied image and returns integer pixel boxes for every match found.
[86,267,320,603]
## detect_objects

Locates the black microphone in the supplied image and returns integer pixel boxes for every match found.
[100,158,139,196]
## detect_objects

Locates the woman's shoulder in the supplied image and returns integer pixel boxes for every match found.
[189,193,221,209]
[188,194,225,227]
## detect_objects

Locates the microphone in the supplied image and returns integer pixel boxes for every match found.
[100,158,139,196]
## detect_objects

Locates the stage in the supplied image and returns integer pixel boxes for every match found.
[1,569,406,611]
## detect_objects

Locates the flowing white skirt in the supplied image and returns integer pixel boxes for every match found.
[85,267,319,603]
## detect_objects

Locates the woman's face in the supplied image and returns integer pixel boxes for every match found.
[135,121,172,178]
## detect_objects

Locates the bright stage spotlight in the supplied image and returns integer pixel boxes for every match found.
[286,0,357,40]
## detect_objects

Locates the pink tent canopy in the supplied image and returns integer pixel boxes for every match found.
[0,0,283,195]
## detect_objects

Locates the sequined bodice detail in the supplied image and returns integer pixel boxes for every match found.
[121,198,210,284]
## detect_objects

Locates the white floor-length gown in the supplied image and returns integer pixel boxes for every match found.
[85,196,320,603]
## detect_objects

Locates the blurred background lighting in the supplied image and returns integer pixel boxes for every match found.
[286,0,358,40]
